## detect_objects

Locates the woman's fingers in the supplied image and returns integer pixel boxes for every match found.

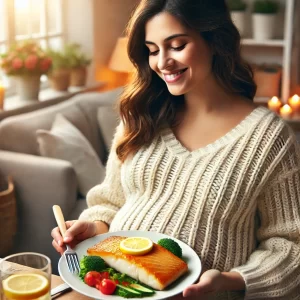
[51,227,65,247]
[52,239,66,255]
[51,220,95,253]
[63,221,89,242]
[51,220,76,245]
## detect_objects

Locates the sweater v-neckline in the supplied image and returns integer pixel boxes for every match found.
[161,106,270,157]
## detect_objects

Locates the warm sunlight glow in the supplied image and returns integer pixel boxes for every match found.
[14,0,29,11]
[0,0,5,42]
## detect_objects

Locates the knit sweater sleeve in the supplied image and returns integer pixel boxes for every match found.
[231,126,300,299]
[78,122,125,225]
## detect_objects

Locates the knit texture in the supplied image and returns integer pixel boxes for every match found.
[79,106,300,300]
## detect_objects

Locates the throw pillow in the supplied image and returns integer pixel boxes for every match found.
[97,105,119,151]
[36,114,105,196]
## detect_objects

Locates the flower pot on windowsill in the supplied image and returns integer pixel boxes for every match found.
[48,68,71,91]
[70,66,87,87]
[0,41,52,102]
[14,75,41,101]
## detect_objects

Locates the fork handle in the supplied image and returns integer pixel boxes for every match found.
[53,205,67,237]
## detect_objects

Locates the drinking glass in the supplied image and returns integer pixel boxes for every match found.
[0,252,51,300]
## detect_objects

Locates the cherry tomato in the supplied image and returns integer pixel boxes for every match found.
[122,281,129,286]
[84,273,96,287]
[100,271,110,280]
[95,279,102,290]
[84,271,101,287]
[97,279,116,295]
[88,271,102,280]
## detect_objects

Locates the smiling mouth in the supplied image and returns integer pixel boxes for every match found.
[163,68,188,83]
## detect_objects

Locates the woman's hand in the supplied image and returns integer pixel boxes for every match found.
[183,269,222,299]
[170,270,245,299]
[51,220,108,255]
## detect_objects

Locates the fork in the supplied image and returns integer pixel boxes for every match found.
[52,205,80,274]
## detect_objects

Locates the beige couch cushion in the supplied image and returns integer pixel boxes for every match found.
[0,98,92,156]
[0,88,123,161]
[76,88,123,161]
[36,114,105,196]
[97,105,119,151]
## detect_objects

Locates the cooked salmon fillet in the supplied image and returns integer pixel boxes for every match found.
[87,236,188,290]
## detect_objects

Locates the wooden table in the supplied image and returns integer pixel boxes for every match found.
[51,274,93,299]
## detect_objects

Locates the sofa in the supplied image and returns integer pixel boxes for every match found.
[0,88,121,273]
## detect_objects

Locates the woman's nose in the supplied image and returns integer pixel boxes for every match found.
[157,52,174,71]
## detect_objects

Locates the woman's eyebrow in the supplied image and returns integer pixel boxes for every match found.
[145,33,188,45]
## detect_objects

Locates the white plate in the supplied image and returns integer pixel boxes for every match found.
[58,230,201,300]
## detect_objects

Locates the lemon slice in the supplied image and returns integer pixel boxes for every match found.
[2,273,50,300]
[120,237,153,255]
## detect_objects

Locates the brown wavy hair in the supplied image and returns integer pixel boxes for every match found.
[116,0,257,162]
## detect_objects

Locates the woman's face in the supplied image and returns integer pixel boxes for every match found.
[145,12,213,96]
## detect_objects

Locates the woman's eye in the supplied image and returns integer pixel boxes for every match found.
[149,50,159,56]
[171,44,186,51]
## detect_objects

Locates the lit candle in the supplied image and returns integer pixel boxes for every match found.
[279,104,293,119]
[288,94,300,114]
[0,81,4,110]
[267,96,282,113]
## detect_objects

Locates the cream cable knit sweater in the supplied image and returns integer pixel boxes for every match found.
[79,106,300,300]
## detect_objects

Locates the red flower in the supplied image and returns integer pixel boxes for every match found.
[39,58,52,72]
[12,57,23,70]
[25,54,38,70]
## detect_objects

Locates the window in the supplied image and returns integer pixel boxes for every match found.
[0,0,65,94]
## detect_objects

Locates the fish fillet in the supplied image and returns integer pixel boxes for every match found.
[87,236,188,290]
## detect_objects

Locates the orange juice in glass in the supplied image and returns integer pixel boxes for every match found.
[0,252,51,300]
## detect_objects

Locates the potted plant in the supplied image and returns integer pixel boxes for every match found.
[65,43,91,87]
[228,0,247,37]
[0,41,52,101]
[46,48,72,91]
[252,0,279,40]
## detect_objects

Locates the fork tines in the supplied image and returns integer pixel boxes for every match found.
[65,248,80,273]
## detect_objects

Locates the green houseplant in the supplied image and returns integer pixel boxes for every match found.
[228,0,247,11]
[46,48,72,91]
[0,40,52,101]
[252,0,280,40]
[65,43,91,87]
[253,0,279,14]
[228,0,247,37]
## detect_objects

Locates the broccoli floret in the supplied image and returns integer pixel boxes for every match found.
[79,255,106,279]
[157,238,182,258]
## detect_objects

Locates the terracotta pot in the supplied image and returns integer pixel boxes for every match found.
[70,67,87,87]
[254,67,282,97]
[49,69,71,91]
[15,75,40,101]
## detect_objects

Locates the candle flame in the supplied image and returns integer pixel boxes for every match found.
[270,96,280,103]
[280,104,292,112]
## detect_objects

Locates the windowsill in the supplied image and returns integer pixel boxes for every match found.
[3,83,106,111]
